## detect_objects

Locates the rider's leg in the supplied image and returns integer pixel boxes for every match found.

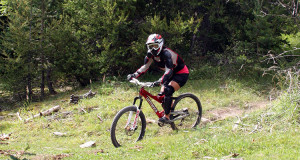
[159,74,188,123]
[162,81,180,119]
[160,81,181,93]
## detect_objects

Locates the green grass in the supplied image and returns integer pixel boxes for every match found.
[0,78,299,160]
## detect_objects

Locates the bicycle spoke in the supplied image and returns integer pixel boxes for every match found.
[116,112,140,142]
[170,94,202,130]
[111,106,146,147]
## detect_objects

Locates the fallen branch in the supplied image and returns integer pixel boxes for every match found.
[0,133,12,141]
[16,112,23,121]
[23,105,61,122]
[80,108,87,114]
[70,90,97,104]
[40,105,61,116]
[97,114,103,122]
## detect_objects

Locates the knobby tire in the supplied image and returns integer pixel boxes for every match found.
[170,93,202,130]
[110,106,146,148]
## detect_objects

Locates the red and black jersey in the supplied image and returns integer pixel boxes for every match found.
[134,47,189,85]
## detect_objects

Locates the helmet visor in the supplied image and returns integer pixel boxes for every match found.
[147,43,159,50]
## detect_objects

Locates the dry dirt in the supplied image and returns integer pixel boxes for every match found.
[202,101,270,124]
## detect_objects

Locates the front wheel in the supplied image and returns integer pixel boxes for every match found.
[170,93,202,130]
[110,106,146,148]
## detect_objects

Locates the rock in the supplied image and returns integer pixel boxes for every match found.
[80,141,96,148]
[0,116,5,120]
[146,119,156,124]
[0,133,12,141]
[53,132,67,136]
[201,117,211,125]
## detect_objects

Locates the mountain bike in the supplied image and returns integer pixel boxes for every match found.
[110,78,202,148]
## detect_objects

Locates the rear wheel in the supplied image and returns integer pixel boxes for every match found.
[170,93,202,130]
[110,106,146,148]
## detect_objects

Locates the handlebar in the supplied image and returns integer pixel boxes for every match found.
[129,78,153,87]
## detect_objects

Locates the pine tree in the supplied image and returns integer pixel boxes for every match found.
[0,0,62,100]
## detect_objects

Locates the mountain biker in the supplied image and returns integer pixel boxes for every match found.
[127,33,189,124]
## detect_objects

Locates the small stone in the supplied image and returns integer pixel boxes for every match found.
[53,132,67,136]
[80,141,96,148]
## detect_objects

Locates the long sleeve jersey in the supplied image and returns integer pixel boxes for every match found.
[134,47,189,85]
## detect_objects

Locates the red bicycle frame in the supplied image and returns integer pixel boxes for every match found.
[133,86,165,118]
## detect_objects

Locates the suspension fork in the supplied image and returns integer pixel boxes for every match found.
[133,96,143,109]
[125,96,143,130]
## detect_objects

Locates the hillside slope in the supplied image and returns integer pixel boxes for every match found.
[0,78,299,160]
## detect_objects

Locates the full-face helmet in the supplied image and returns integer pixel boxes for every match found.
[146,34,164,56]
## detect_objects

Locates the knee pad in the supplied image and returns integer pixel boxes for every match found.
[163,85,174,115]
[164,85,175,97]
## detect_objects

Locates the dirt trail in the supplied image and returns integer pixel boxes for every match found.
[202,101,270,123]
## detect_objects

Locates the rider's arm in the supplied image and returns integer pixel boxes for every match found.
[133,53,153,78]
[160,51,174,85]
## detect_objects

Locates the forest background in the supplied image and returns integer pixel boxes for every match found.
[0,0,299,105]
[0,1,299,159]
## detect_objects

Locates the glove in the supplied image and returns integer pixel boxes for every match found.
[151,80,161,87]
[127,74,136,81]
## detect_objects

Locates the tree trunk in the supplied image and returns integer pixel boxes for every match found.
[40,0,46,99]
[47,68,56,94]
[41,70,45,98]
[26,75,33,100]
[26,1,33,101]
[189,34,196,55]
[75,76,90,87]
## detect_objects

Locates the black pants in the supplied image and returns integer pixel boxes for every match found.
[164,73,189,115]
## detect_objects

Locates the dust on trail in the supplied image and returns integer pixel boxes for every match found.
[202,101,270,122]
[147,101,270,130]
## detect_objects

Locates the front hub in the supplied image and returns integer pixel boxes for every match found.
[125,126,138,136]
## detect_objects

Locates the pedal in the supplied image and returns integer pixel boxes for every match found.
[183,108,189,113]
[158,121,165,127]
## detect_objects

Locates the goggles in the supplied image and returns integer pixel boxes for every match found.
[147,43,159,50]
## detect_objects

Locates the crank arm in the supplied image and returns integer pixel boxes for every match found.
[169,114,189,122]
[170,110,186,115]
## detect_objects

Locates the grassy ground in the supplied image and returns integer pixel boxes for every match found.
[0,77,299,160]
